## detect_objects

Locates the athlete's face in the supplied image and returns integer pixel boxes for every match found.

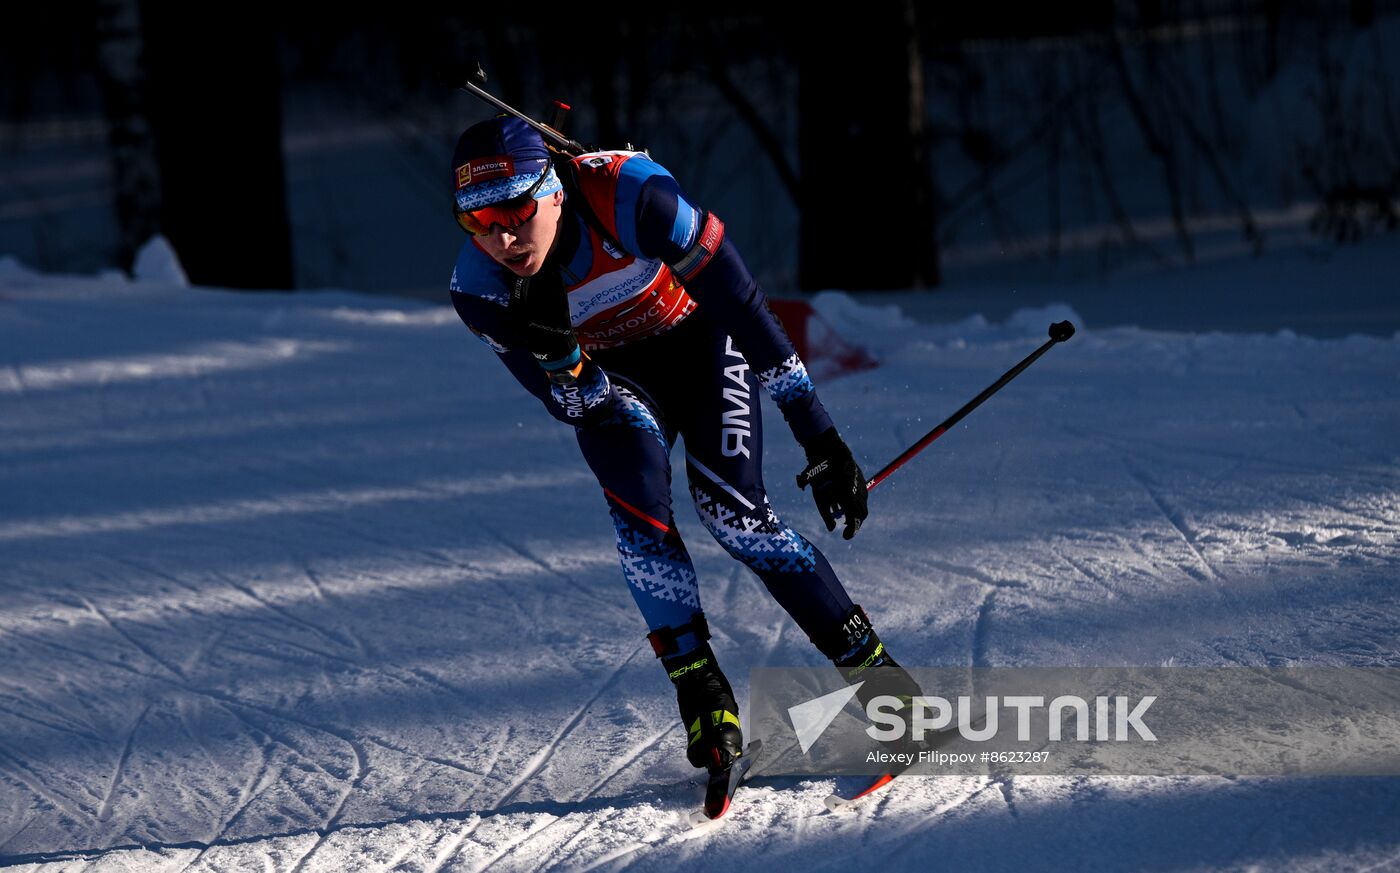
[475,188,564,277]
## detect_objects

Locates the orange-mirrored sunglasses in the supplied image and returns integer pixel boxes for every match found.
[454,165,552,236]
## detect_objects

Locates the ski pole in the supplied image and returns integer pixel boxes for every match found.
[858,320,1075,492]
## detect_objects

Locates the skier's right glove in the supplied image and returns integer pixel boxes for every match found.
[796,426,868,539]
[509,263,582,384]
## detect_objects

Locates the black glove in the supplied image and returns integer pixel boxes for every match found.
[508,264,580,383]
[795,427,868,539]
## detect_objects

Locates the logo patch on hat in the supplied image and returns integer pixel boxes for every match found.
[455,164,472,189]
[463,155,515,188]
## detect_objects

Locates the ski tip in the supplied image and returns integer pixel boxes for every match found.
[689,798,730,828]
[689,739,761,829]
[824,772,897,813]
[705,795,732,820]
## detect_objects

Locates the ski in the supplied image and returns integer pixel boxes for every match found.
[825,710,987,813]
[688,739,762,827]
[823,768,907,812]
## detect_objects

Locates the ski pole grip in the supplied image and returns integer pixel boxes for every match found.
[1049,320,1076,342]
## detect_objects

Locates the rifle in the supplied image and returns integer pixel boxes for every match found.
[452,62,648,160]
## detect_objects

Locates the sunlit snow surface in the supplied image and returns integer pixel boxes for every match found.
[1,254,1397,871]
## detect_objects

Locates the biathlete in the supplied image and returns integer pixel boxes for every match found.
[447,115,921,774]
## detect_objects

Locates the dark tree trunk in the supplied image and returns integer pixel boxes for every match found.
[141,2,294,289]
[798,0,936,291]
[94,0,162,276]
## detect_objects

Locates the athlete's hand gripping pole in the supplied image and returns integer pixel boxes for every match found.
[796,427,868,540]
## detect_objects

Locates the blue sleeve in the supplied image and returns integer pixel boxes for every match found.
[450,285,620,429]
[616,158,834,444]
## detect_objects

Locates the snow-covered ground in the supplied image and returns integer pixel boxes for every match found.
[1,238,1398,871]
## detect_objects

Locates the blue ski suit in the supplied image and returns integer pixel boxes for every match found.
[450,149,857,659]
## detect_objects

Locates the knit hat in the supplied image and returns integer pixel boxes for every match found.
[451,115,562,212]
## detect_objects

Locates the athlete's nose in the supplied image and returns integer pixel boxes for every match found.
[488,227,516,252]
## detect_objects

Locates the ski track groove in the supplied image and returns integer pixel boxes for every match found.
[540,807,625,873]
[1268,484,1400,533]
[298,511,422,558]
[421,816,485,873]
[0,814,38,857]
[882,779,996,865]
[357,732,498,784]
[15,668,375,864]
[378,837,420,873]
[96,702,151,823]
[1122,462,1220,583]
[0,700,107,746]
[210,569,358,653]
[414,543,539,637]
[879,777,1013,867]
[222,617,476,728]
[466,812,561,873]
[297,562,371,659]
[573,834,666,873]
[716,561,741,611]
[576,721,677,803]
[130,569,502,775]
[1066,425,1392,483]
[185,615,509,790]
[1111,446,1269,629]
[180,626,228,679]
[921,558,1027,590]
[300,564,331,605]
[474,724,512,801]
[1054,548,1102,585]
[104,555,206,600]
[168,705,275,873]
[236,628,373,673]
[990,773,1019,817]
[77,596,188,681]
[0,743,87,823]
[705,559,784,674]
[703,562,746,654]
[284,732,370,873]
[5,625,160,683]
[1291,401,1396,468]
[869,782,897,825]
[989,440,1008,520]
[402,666,471,700]
[971,587,996,668]
[494,641,650,811]
[1353,849,1400,873]
[2,360,28,398]
[1209,653,1357,709]
[481,524,626,618]
[198,690,356,782]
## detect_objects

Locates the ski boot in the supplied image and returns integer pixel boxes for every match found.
[814,604,925,757]
[649,613,743,770]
